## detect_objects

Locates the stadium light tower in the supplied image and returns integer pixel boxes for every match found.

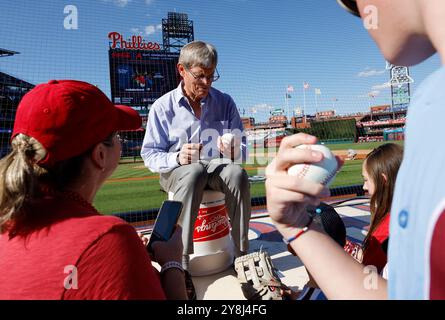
[386,62,414,113]
[162,12,194,53]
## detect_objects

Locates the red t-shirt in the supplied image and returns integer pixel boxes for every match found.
[0,197,165,300]
[362,214,390,274]
[429,207,445,299]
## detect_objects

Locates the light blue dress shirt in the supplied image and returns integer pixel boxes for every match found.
[141,82,247,173]
[389,65,445,299]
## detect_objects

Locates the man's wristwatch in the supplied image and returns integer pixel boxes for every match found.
[176,153,181,166]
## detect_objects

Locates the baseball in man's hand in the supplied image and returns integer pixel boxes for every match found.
[221,133,235,147]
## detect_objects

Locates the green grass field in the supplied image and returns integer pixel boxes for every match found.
[94,140,402,214]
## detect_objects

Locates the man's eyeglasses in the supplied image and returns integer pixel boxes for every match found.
[185,67,220,82]
[102,132,121,147]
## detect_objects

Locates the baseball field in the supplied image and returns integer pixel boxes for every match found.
[93,140,403,215]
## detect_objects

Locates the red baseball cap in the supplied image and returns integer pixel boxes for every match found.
[12,80,142,167]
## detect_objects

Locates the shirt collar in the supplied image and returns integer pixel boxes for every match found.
[173,81,185,104]
[174,81,211,108]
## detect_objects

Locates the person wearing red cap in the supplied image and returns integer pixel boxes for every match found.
[266,0,445,299]
[0,80,187,300]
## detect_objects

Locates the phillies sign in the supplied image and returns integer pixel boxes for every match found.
[108,32,161,50]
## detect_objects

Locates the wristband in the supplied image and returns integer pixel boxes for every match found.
[160,261,184,275]
[283,215,314,256]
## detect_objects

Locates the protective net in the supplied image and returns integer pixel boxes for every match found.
[1,0,440,226]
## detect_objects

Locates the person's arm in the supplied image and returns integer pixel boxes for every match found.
[289,225,387,299]
[150,226,187,300]
[265,133,387,300]
[140,104,180,173]
[158,269,187,300]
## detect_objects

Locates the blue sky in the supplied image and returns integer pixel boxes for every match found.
[0,0,441,122]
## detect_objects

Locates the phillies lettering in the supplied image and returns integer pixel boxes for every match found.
[108,32,161,50]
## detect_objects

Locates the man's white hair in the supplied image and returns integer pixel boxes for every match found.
[179,41,218,69]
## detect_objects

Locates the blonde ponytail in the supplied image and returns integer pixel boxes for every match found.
[0,134,47,231]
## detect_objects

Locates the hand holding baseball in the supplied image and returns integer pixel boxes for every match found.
[287,144,339,187]
[178,143,202,165]
[265,133,339,238]
[217,133,240,160]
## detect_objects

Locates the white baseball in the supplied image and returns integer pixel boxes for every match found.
[287,144,339,187]
[221,133,235,147]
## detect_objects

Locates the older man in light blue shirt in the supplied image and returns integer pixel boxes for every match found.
[141,41,251,269]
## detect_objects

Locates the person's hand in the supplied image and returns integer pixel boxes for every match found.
[150,225,183,266]
[178,143,202,165]
[265,133,336,238]
[280,286,301,300]
[137,232,149,246]
[217,135,240,160]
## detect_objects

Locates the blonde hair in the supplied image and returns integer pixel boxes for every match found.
[0,132,118,233]
[178,41,218,69]
[0,134,47,232]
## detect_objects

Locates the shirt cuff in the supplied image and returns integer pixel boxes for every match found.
[168,151,181,169]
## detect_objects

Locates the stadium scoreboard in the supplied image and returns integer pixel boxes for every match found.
[108,32,181,107]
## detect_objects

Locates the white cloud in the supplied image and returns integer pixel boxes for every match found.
[372,82,392,90]
[130,27,142,34]
[143,24,162,35]
[145,25,156,35]
[249,103,274,114]
[357,68,386,77]
[116,0,131,6]
[252,103,272,110]
[357,90,380,98]
[131,24,161,36]
[100,0,132,7]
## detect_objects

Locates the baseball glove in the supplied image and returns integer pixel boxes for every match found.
[234,250,286,300]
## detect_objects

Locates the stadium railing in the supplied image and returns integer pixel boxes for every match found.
[114,184,367,227]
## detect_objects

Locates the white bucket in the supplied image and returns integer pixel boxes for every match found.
[168,190,234,276]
